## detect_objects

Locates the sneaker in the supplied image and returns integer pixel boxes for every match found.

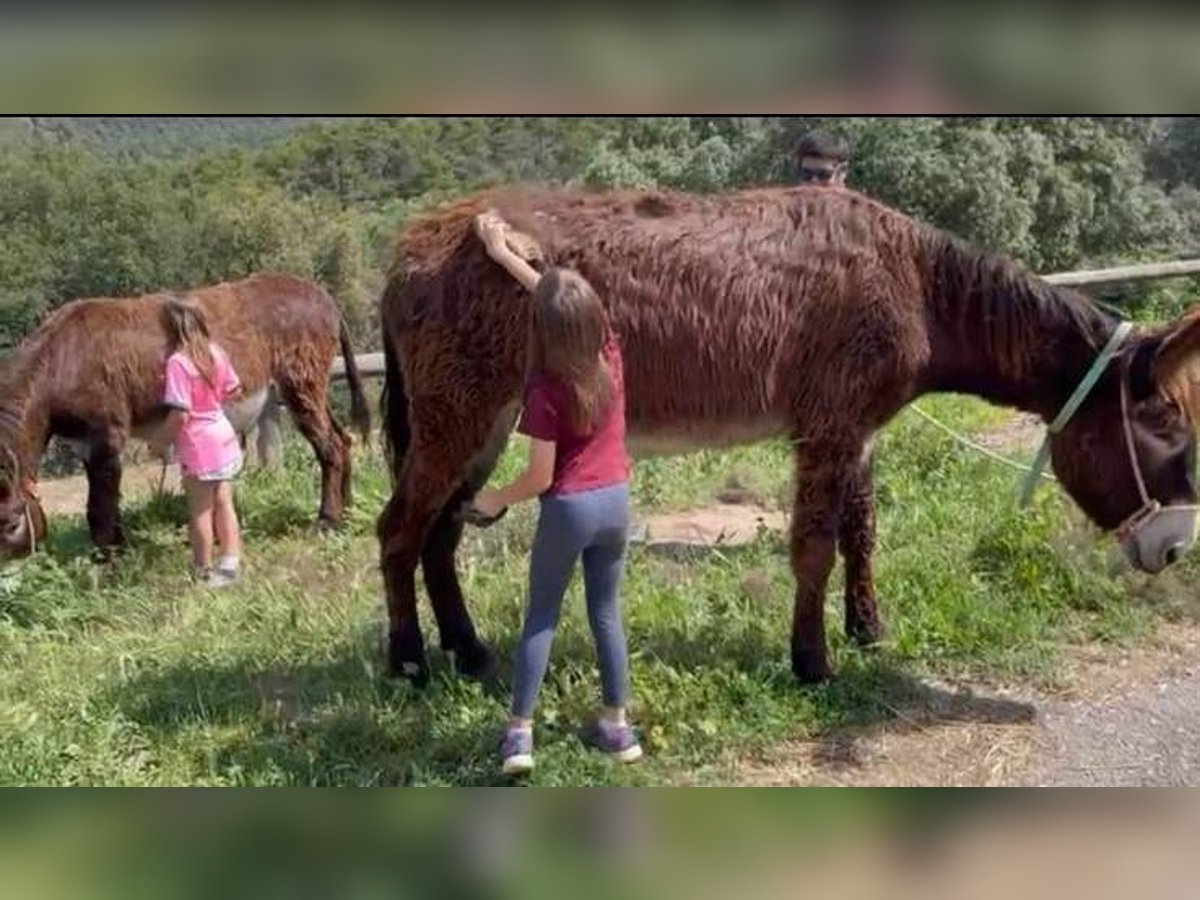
[584,719,643,763]
[500,727,534,776]
[206,568,238,589]
[192,567,237,589]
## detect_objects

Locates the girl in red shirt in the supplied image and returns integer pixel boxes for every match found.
[470,211,641,777]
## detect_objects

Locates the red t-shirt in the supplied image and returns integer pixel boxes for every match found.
[517,333,631,496]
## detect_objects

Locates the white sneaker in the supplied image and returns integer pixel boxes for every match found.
[205,568,239,589]
[500,727,535,776]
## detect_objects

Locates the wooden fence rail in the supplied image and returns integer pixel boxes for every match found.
[1041,258,1200,287]
[332,352,384,379]
[330,258,1200,381]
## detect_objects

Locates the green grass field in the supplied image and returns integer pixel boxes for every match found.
[1,396,1195,785]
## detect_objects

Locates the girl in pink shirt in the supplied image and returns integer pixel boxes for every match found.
[153,298,245,587]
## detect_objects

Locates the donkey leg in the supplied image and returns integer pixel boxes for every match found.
[329,411,354,509]
[240,426,257,466]
[256,389,284,469]
[379,407,502,683]
[84,432,127,550]
[422,404,518,681]
[277,383,348,524]
[422,492,495,680]
[378,488,432,684]
[790,441,860,683]
[838,448,885,647]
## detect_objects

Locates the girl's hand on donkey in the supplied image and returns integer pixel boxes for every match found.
[472,490,506,519]
[474,211,512,257]
[462,490,508,528]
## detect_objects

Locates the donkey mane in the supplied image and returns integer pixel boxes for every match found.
[921,228,1119,394]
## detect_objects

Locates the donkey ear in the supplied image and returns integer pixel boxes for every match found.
[1153,307,1200,382]
[1151,306,1200,413]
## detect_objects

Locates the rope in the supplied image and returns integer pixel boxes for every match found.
[21,477,39,555]
[154,458,169,500]
[907,404,1056,482]
[1119,359,1152,508]
[1019,321,1134,507]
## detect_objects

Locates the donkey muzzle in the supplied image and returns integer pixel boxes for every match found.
[1119,503,1199,574]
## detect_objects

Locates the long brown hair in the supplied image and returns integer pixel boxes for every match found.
[160,296,216,385]
[529,268,613,434]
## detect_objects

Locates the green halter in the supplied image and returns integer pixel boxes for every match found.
[1018,320,1135,507]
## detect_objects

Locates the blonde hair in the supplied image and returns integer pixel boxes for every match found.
[530,268,613,434]
[160,296,215,385]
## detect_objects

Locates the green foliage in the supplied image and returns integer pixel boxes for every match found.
[3,115,1200,354]
[0,141,376,351]
[21,116,337,160]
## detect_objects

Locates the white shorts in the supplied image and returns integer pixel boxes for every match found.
[187,453,244,483]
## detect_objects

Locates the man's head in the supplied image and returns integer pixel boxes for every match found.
[794,131,850,188]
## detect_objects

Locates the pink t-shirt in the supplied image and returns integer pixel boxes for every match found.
[517,332,631,496]
[163,343,242,478]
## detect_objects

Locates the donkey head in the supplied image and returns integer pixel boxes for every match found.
[1050,309,1200,573]
[0,445,46,558]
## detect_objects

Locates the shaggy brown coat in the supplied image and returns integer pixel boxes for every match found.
[0,273,369,555]
[377,185,1200,684]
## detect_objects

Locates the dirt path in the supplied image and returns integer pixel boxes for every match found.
[728,623,1200,787]
[1031,628,1200,786]
[36,461,181,518]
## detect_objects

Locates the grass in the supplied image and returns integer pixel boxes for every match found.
[1,395,1196,786]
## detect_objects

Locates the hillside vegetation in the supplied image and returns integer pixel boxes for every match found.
[3,116,1199,355]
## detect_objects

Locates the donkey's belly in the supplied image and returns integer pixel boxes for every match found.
[223,388,271,434]
[130,387,271,445]
[625,416,788,458]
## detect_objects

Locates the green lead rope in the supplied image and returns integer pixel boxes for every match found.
[1018,320,1135,508]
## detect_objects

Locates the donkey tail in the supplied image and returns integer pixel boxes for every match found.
[337,318,371,444]
[379,333,410,485]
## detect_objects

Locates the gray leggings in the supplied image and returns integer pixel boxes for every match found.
[511,482,631,720]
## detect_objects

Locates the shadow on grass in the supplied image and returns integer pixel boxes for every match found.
[110,639,514,786]
[36,478,319,569]
[645,623,1034,717]
[240,500,318,540]
[31,492,187,567]
[38,519,97,561]
[107,610,1036,786]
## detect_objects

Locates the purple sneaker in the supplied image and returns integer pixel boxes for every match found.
[500,727,534,776]
[584,719,643,763]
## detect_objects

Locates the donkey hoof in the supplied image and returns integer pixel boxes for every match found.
[388,657,430,688]
[387,637,430,687]
[848,617,886,649]
[452,641,498,681]
[91,542,125,564]
[792,651,834,684]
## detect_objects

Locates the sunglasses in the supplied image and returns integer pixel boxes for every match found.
[798,167,840,184]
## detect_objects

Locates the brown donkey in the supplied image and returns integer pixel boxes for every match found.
[378,185,1200,684]
[0,273,370,556]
